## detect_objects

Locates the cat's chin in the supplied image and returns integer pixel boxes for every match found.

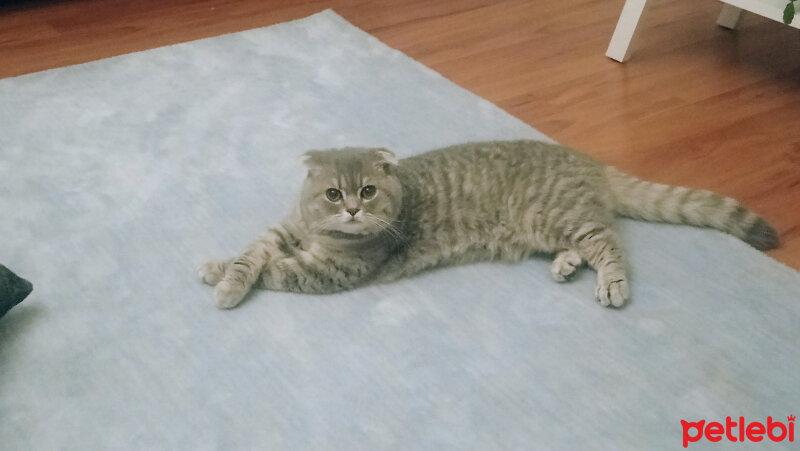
[333,221,374,235]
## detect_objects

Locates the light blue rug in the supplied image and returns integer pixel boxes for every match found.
[1,10,799,450]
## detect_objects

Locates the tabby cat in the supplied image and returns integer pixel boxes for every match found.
[199,140,778,309]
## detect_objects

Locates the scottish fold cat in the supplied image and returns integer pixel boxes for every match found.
[199,140,777,309]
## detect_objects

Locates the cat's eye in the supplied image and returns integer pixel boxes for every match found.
[360,185,377,200]
[325,188,342,202]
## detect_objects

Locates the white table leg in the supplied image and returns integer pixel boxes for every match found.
[606,0,650,62]
[717,3,743,29]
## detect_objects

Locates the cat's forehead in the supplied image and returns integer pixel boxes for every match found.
[328,163,369,189]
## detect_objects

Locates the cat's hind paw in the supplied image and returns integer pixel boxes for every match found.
[594,275,629,308]
[214,280,249,309]
[198,259,228,286]
[550,250,583,282]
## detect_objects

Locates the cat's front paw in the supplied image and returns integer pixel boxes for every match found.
[594,273,629,308]
[198,260,228,286]
[214,280,249,309]
[550,250,583,282]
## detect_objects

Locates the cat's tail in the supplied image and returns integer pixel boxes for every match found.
[605,167,779,250]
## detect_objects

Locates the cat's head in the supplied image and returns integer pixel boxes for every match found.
[300,147,403,236]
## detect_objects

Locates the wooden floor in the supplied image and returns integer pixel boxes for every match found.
[2,0,799,269]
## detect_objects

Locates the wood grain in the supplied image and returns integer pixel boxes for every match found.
[2,0,799,268]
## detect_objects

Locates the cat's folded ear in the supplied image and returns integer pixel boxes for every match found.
[371,148,398,174]
[301,150,325,177]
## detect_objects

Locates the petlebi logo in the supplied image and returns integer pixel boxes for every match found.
[681,415,795,448]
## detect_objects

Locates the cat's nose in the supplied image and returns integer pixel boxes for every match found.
[346,208,360,217]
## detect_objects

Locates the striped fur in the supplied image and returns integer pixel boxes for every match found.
[200,140,778,309]
[605,168,778,250]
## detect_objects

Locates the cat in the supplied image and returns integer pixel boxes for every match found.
[199,140,778,309]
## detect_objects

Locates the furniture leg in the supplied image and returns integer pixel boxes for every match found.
[717,3,744,29]
[606,0,650,62]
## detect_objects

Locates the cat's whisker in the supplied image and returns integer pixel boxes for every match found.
[309,217,339,234]
[364,213,404,242]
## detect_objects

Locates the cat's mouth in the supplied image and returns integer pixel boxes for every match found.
[339,212,363,225]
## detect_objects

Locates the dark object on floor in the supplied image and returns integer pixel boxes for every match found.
[0,264,32,318]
